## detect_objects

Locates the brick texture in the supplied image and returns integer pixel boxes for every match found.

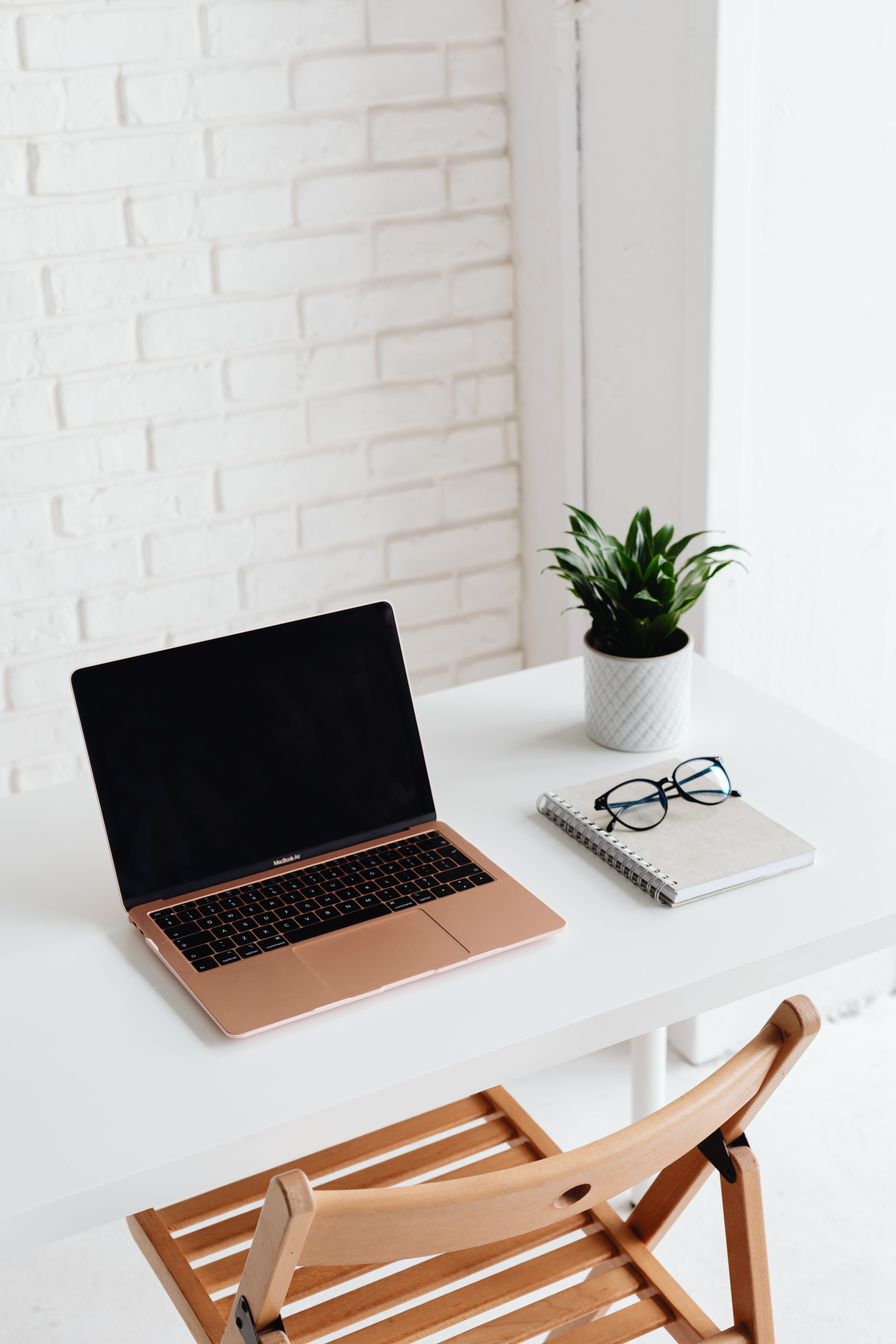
[0,0,520,794]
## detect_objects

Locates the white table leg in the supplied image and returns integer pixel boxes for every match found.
[629,1026,667,1203]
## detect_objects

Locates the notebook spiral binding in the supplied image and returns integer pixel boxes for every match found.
[536,791,679,907]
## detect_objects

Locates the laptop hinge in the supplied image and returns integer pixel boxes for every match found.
[233,1296,287,1344]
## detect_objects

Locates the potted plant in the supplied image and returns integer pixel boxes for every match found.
[542,505,745,750]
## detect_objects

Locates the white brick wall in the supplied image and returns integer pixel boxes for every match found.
[0,0,521,794]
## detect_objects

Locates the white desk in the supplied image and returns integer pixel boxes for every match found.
[2,656,892,1261]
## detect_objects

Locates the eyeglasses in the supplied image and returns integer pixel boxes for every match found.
[593,756,740,833]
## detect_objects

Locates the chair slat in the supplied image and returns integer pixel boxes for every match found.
[178,1207,260,1261]
[557,1297,674,1344]
[594,1203,719,1340]
[424,1267,645,1344]
[162,1095,498,1231]
[285,1235,627,1344]
[182,1133,535,1266]
[215,1213,595,1317]
[427,1141,540,1183]
[199,1250,371,1300]
[317,1117,519,1192]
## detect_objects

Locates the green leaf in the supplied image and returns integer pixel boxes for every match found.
[544,502,745,657]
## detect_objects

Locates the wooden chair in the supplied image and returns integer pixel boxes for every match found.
[130,995,819,1344]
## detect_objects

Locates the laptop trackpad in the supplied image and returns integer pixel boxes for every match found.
[294,909,469,999]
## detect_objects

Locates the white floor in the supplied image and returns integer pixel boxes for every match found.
[5,993,895,1342]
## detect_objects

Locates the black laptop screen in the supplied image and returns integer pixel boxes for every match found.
[72,604,436,910]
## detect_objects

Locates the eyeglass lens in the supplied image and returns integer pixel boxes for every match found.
[603,779,667,830]
[673,757,732,803]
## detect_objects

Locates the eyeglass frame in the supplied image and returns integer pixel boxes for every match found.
[593,755,741,833]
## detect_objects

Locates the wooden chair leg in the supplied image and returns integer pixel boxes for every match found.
[721,1147,774,1344]
[221,1171,316,1344]
[628,996,820,1251]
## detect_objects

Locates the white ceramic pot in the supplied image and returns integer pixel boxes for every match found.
[583,629,692,751]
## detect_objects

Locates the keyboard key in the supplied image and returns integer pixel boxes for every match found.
[183,944,213,962]
[471,872,494,885]
[435,858,458,872]
[216,951,240,965]
[297,912,320,927]
[149,911,179,929]
[209,937,235,952]
[384,895,415,911]
[416,863,436,876]
[303,884,326,898]
[253,922,279,940]
[452,879,474,892]
[193,958,218,972]
[285,903,390,944]
[219,896,241,910]
[336,900,358,914]
[449,863,483,881]
[258,935,288,952]
[242,902,262,915]
[173,930,215,950]
[433,884,455,898]
[237,943,262,958]
[276,917,300,932]
[357,894,381,907]
[396,882,418,895]
[232,917,256,932]
[295,899,319,913]
[233,931,257,946]
[317,905,339,921]
[280,879,302,892]
[173,919,200,937]
[414,891,437,902]
[195,901,221,915]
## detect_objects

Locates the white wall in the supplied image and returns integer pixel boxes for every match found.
[571,0,896,1043]
[576,0,718,651]
[703,0,896,766]
[0,0,523,795]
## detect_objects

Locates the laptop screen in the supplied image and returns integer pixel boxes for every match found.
[72,604,436,910]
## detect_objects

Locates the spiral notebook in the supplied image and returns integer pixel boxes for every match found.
[537,758,815,906]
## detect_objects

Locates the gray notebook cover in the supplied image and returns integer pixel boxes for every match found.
[539,758,815,905]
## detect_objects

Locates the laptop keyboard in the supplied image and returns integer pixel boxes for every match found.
[147,831,494,972]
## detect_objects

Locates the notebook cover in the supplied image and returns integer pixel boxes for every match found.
[550,758,815,903]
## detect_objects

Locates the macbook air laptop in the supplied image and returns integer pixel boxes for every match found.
[72,602,564,1036]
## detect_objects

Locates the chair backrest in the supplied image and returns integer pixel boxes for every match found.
[291,996,817,1265]
[222,995,819,1344]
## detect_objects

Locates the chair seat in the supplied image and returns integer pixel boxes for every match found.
[131,1086,728,1344]
[131,997,821,1344]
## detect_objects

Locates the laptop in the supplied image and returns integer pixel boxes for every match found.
[72,602,565,1036]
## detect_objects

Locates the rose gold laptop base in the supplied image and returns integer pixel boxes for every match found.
[131,822,565,1037]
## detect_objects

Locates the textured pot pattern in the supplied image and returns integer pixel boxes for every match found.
[584,631,692,751]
